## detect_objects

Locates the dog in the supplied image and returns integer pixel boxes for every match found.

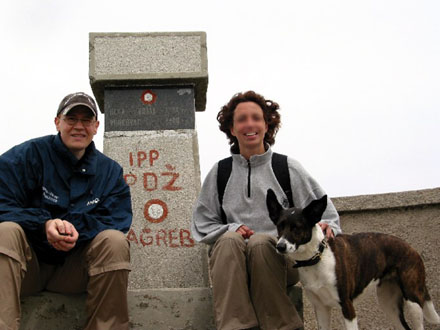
[266,189,440,330]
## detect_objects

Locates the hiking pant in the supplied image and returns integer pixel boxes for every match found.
[0,221,131,330]
[209,232,303,330]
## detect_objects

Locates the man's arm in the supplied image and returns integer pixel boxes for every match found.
[0,146,50,231]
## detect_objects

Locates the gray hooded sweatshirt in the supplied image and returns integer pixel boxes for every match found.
[191,147,341,244]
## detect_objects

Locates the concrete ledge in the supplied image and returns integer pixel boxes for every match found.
[332,187,440,212]
[20,286,304,329]
[20,292,87,330]
[20,288,215,330]
[128,288,214,329]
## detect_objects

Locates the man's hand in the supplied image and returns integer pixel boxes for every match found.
[318,222,335,239]
[45,219,79,252]
[236,225,254,239]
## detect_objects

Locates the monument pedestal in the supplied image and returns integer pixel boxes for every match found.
[91,32,213,329]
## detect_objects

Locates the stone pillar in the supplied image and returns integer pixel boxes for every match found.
[89,32,213,329]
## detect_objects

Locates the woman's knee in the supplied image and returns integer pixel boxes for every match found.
[212,231,246,251]
[218,231,244,244]
[247,233,276,250]
[246,234,280,264]
[209,231,246,264]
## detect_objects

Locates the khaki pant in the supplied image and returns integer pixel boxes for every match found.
[209,232,302,330]
[0,221,131,330]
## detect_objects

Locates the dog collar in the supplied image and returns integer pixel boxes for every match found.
[293,239,327,268]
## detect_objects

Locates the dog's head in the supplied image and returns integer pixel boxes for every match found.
[266,189,327,254]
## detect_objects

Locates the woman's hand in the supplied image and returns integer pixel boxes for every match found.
[318,222,335,239]
[236,225,255,239]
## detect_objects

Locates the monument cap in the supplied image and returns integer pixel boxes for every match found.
[57,92,98,118]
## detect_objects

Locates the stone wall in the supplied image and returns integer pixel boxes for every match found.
[302,187,440,330]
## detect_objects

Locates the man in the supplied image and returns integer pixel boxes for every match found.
[0,92,132,330]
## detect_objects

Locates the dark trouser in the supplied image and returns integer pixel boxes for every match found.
[0,221,131,330]
[209,232,302,330]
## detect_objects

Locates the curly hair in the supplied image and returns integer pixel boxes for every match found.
[217,91,281,153]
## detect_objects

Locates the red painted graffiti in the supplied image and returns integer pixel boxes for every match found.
[129,150,160,167]
[124,170,182,191]
[144,199,168,223]
[127,228,195,247]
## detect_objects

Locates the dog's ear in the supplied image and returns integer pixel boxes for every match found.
[266,189,283,225]
[303,195,328,225]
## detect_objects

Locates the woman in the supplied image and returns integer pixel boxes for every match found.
[191,91,341,330]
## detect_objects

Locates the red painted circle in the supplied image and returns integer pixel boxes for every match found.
[144,199,168,223]
[141,90,157,105]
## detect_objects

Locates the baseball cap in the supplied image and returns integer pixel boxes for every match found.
[57,92,98,118]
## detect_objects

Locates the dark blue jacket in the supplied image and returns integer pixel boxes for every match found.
[0,134,132,264]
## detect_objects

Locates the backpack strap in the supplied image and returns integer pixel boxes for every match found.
[271,153,294,208]
[217,156,233,224]
[216,153,294,224]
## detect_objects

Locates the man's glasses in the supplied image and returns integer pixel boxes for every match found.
[62,117,95,127]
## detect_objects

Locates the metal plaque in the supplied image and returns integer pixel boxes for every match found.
[104,86,195,131]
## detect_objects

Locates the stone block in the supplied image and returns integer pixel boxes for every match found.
[89,32,208,112]
[103,130,208,290]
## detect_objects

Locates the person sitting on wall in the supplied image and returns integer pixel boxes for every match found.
[0,92,133,330]
[191,90,341,330]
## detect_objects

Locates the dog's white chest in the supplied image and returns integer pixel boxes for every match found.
[298,249,340,307]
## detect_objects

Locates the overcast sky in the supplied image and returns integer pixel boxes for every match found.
[1,0,439,197]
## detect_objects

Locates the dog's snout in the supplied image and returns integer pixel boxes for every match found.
[276,241,287,253]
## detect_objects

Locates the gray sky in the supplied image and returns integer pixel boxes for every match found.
[1,0,439,197]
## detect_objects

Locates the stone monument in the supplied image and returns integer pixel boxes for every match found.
[89,32,213,329]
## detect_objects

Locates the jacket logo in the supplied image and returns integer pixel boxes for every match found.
[42,186,59,203]
[87,198,100,206]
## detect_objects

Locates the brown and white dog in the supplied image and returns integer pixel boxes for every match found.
[266,189,440,330]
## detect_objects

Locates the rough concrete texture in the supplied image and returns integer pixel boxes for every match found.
[302,188,440,330]
[20,289,215,330]
[103,130,208,290]
[128,288,214,329]
[20,292,87,330]
[89,32,208,112]
[333,187,440,211]
[20,287,302,330]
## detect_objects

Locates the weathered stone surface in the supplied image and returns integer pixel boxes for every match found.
[104,130,208,289]
[20,289,216,330]
[20,292,87,330]
[89,32,208,112]
[332,187,440,211]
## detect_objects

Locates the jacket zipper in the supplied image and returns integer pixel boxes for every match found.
[247,160,251,198]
